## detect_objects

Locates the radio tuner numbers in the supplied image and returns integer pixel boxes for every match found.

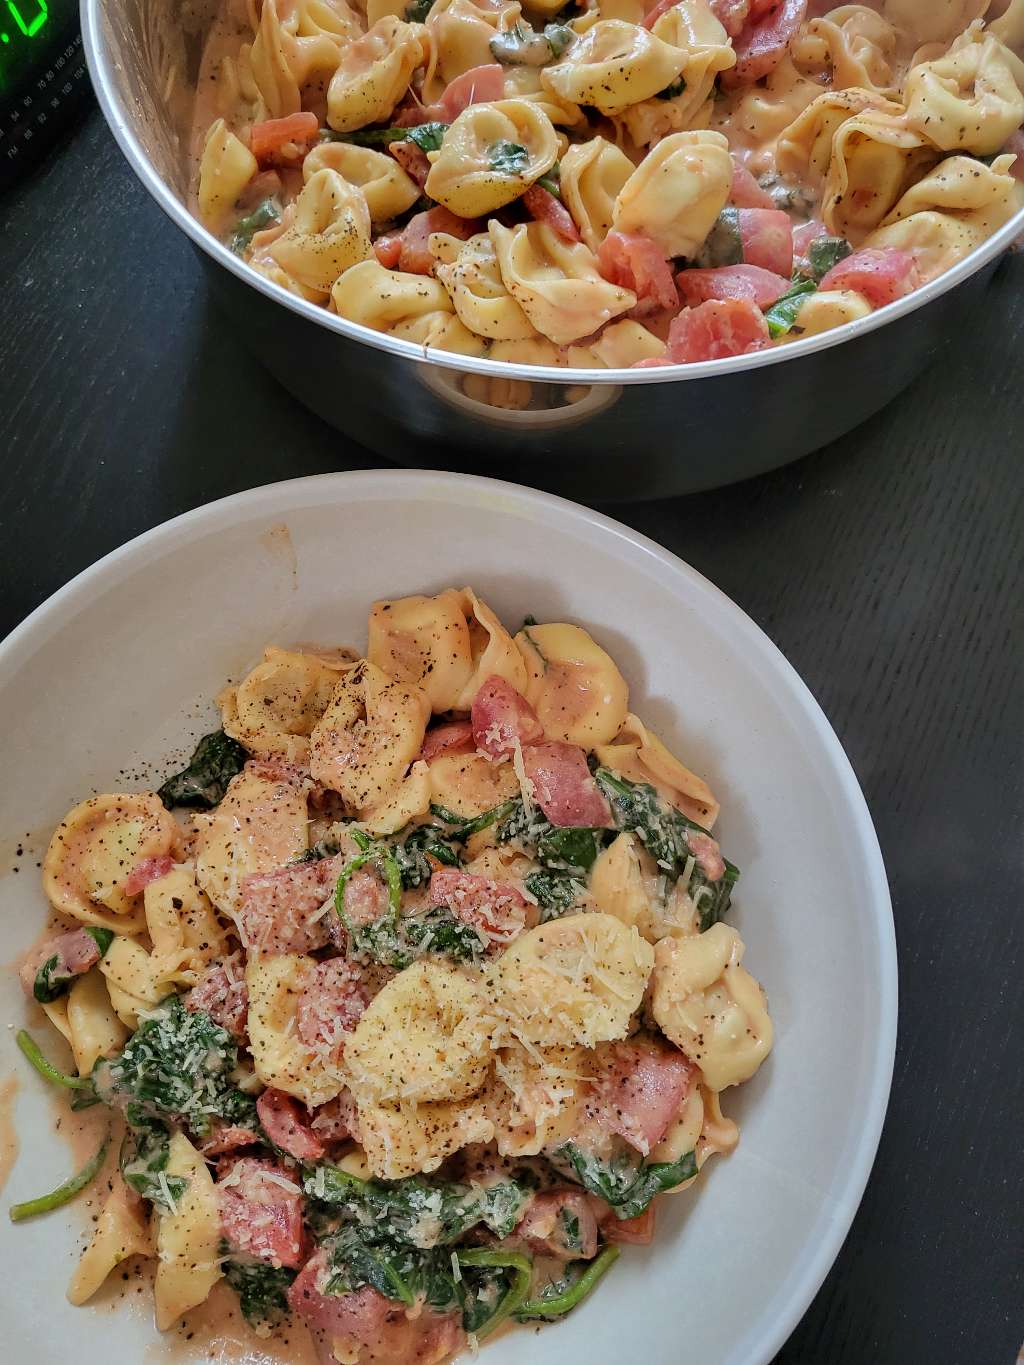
[1,28,91,182]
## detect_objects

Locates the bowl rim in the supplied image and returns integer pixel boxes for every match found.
[81,0,1023,388]
[0,466,898,1363]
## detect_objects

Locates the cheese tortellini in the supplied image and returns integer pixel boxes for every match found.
[436,232,537,341]
[326,16,427,131]
[542,21,689,116]
[515,621,629,747]
[594,711,719,827]
[650,924,773,1091]
[246,953,348,1105]
[194,763,308,913]
[613,129,733,260]
[197,119,257,229]
[302,141,420,223]
[153,1133,224,1330]
[331,259,454,331]
[268,168,373,296]
[904,31,1024,154]
[68,1179,153,1306]
[559,137,635,253]
[425,100,559,217]
[220,644,348,760]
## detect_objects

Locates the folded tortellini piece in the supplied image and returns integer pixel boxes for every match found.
[332,259,454,331]
[613,129,732,260]
[367,587,475,710]
[485,912,654,1048]
[882,0,990,47]
[250,0,347,118]
[487,1042,592,1157]
[345,960,492,1105]
[784,288,873,337]
[541,20,689,116]
[194,764,309,914]
[310,658,429,809]
[425,99,559,217]
[43,793,179,934]
[424,0,522,89]
[247,954,348,1106]
[144,863,228,972]
[615,1,735,143]
[650,923,773,1091]
[359,759,432,834]
[326,16,428,132]
[904,31,1024,155]
[559,136,635,253]
[436,233,537,341]
[65,970,129,1074]
[302,142,420,224]
[268,169,373,296]
[515,620,629,746]
[357,1095,495,1179]
[153,1132,224,1330]
[776,88,902,184]
[67,1178,153,1306]
[197,119,257,230]
[566,319,667,368]
[428,750,520,817]
[220,644,348,760]
[99,939,193,1029]
[489,221,636,345]
[593,711,719,827]
[501,66,588,129]
[389,310,490,356]
[590,830,700,941]
[791,5,901,98]
[822,106,939,240]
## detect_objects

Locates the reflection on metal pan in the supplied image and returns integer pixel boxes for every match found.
[418,362,621,430]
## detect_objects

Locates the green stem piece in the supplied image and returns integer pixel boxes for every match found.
[457,1248,533,1338]
[9,1128,110,1222]
[515,1245,620,1320]
[16,1029,93,1090]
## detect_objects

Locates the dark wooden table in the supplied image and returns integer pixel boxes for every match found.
[3,111,1022,1364]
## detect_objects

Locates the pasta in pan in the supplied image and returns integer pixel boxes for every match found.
[189,0,1023,369]
[13,586,772,1362]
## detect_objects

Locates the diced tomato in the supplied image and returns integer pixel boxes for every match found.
[419,720,476,762]
[429,867,528,946]
[374,234,403,268]
[310,1091,359,1145]
[289,1255,466,1360]
[186,953,249,1040]
[200,1123,260,1157]
[601,1204,657,1244]
[666,298,770,362]
[123,855,175,897]
[676,263,791,309]
[729,159,775,209]
[515,1189,599,1260]
[218,1157,308,1269]
[399,206,478,274]
[250,112,319,167]
[18,927,104,1000]
[521,742,613,828]
[296,958,371,1059]
[471,675,545,759]
[388,139,431,188]
[257,1088,326,1162]
[237,855,345,955]
[736,208,793,276]
[438,64,505,121]
[522,185,581,242]
[722,0,809,87]
[598,231,678,315]
[819,246,919,307]
[587,1038,697,1156]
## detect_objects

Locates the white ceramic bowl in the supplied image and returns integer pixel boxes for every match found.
[0,470,896,1363]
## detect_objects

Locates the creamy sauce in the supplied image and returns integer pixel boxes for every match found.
[145,1281,320,1365]
[0,1074,20,1192]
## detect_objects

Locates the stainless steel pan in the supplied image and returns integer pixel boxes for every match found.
[82,0,1024,500]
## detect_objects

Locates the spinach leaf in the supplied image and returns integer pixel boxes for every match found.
[327,122,448,150]
[33,928,114,1004]
[429,799,518,841]
[119,1112,187,1211]
[224,1260,295,1333]
[543,22,574,55]
[93,994,257,1137]
[498,799,605,876]
[157,730,247,810]
[489,139,530,177]
[535,163,561,198]
[456,1248,533,1337]
[655,75,686,100]
[694,206,742,268]
[764,278,816,339]
[523,868,585,920]
[489,20,573,65]
[515,1245,619,1320]
[556,1140,698,1220]
[325,1225,423,1306]
[229,199,280,255]
[593,768,737,931]
[806,234,851,281]
[403,907,484,961]
[391,825,461,888]
[406,122,448,152]
[405,0,434,18]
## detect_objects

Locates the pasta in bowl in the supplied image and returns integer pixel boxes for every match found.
[11,585,773,1364]
[190,0,1024,369]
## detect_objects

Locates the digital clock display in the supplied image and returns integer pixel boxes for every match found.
[1,0,92,187]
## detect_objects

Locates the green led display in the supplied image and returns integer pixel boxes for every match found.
[1,0,49,88]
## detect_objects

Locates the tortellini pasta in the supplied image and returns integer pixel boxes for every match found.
[776,89,901,184]
[66,970,129,1074]
[143,863,228,972]
[367,587,475,710]
[617,1,735,144]
[436,233,537,341]
[249,0,346,118]
[593,711,719,827]
[309,658,429,809]
[785,288,873,336]
[302,142,421,223]
[153,1132,224,1330]
[882,0,989,47]
[613,129,733,259]
[453,586,529,707]
[425,100,559,217]
[67,1179,153,1306]
[541,21,688,117]
[99,937,192,1029]
[567,319,667,368]
[356,1095,495,1179]
[194,764,308,914]
[332,259,454,331]
[268,169,373,296]
[220,644,347,760]
[246,953,348,1106]
[43,793,179,933]
[485,912,654,1048]
[489,221,635,345]
[559,137,635,253]
[427,749,520,816]
[488,1042,591,1156]
[326,16,428,132]
[791,5,902,98]
[425,0,522,89]
[197,119,257,229]
[650,924,773,1091]
[345,959,492,1105]
[359,758,432,834]
[589,830,698,941]
[515,621,629,747]
[821,107,938,239]
[389,309,490,356]
[904,31,1024,154]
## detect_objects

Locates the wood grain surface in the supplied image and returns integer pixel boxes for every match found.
[2,112,1022,1364]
